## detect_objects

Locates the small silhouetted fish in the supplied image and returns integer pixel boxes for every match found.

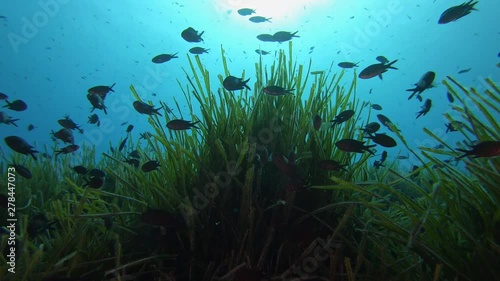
[376,56,389,64]
[126,125,134,133]
[142,160,160,172]
[88,114,100,126]
[249,16,271,23]
[272,31,299,43]
[373,160,384,169]
[313,114,321,131]
[255,49,270,55]
[55,145,79,155]
[3,100,27,111]
[397,155,409,159]
[88,83,115,100]
[447,92,454,103]
[88,168,105,178]
[359,60,398,80]
[380,151,387,163]
[189,47,209,54]
[338,62,359,68]
[140,132,152,139]
[416,99,432,119]
[237,8,255,16]
[0,93,8,100]
[331,110,354,126]
[27,124,35,131]
[456,141,500,158]
[84,176,104,189]
[181,27,204,43]
[4,136,38,160]
[51,128,74,144]
[87,93,107,114]
[129,150,141,159]
[223,76,251,91]
[121,122,128,126]
[445,121,465,133]
[72,165,88,175]
[318,160,348,172]
[0,111,19,126]
[123,158,140,168]
[58,116,84,133]
[365,133,397,147]
[377,114,392,127]
[152,53,178,64]
[371,104,382,110]
[336,139,376,154]
[458,68,471,74]
[11,164,32,179]
[41,153,52,159]
[263,86,294,96]
[133,101,162,116]
[257,34,275,42]
[410,165,420,178]
[361,122,380,135]
[310,70,324,75]
[407,71,436,100]
[438,1,478,24]
[167,119,200,130]
[118,137,128,152]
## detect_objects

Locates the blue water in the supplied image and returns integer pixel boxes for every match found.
[0,0,499,168]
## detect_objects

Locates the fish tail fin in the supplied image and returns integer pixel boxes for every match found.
[386,59,398,69]
[243,78,251,90]
[407,90,417,100]
[31,151,38,161]
[366,145,376,155]
[191,121,201,129]
[455,148,469,159]
[155,107,163,116]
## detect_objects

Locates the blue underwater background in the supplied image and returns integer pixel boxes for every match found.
[0,0,499,167]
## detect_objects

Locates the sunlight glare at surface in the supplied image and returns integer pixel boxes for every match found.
[213,0,333,24]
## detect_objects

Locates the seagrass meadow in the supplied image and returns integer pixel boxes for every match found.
[0,43,499,281]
